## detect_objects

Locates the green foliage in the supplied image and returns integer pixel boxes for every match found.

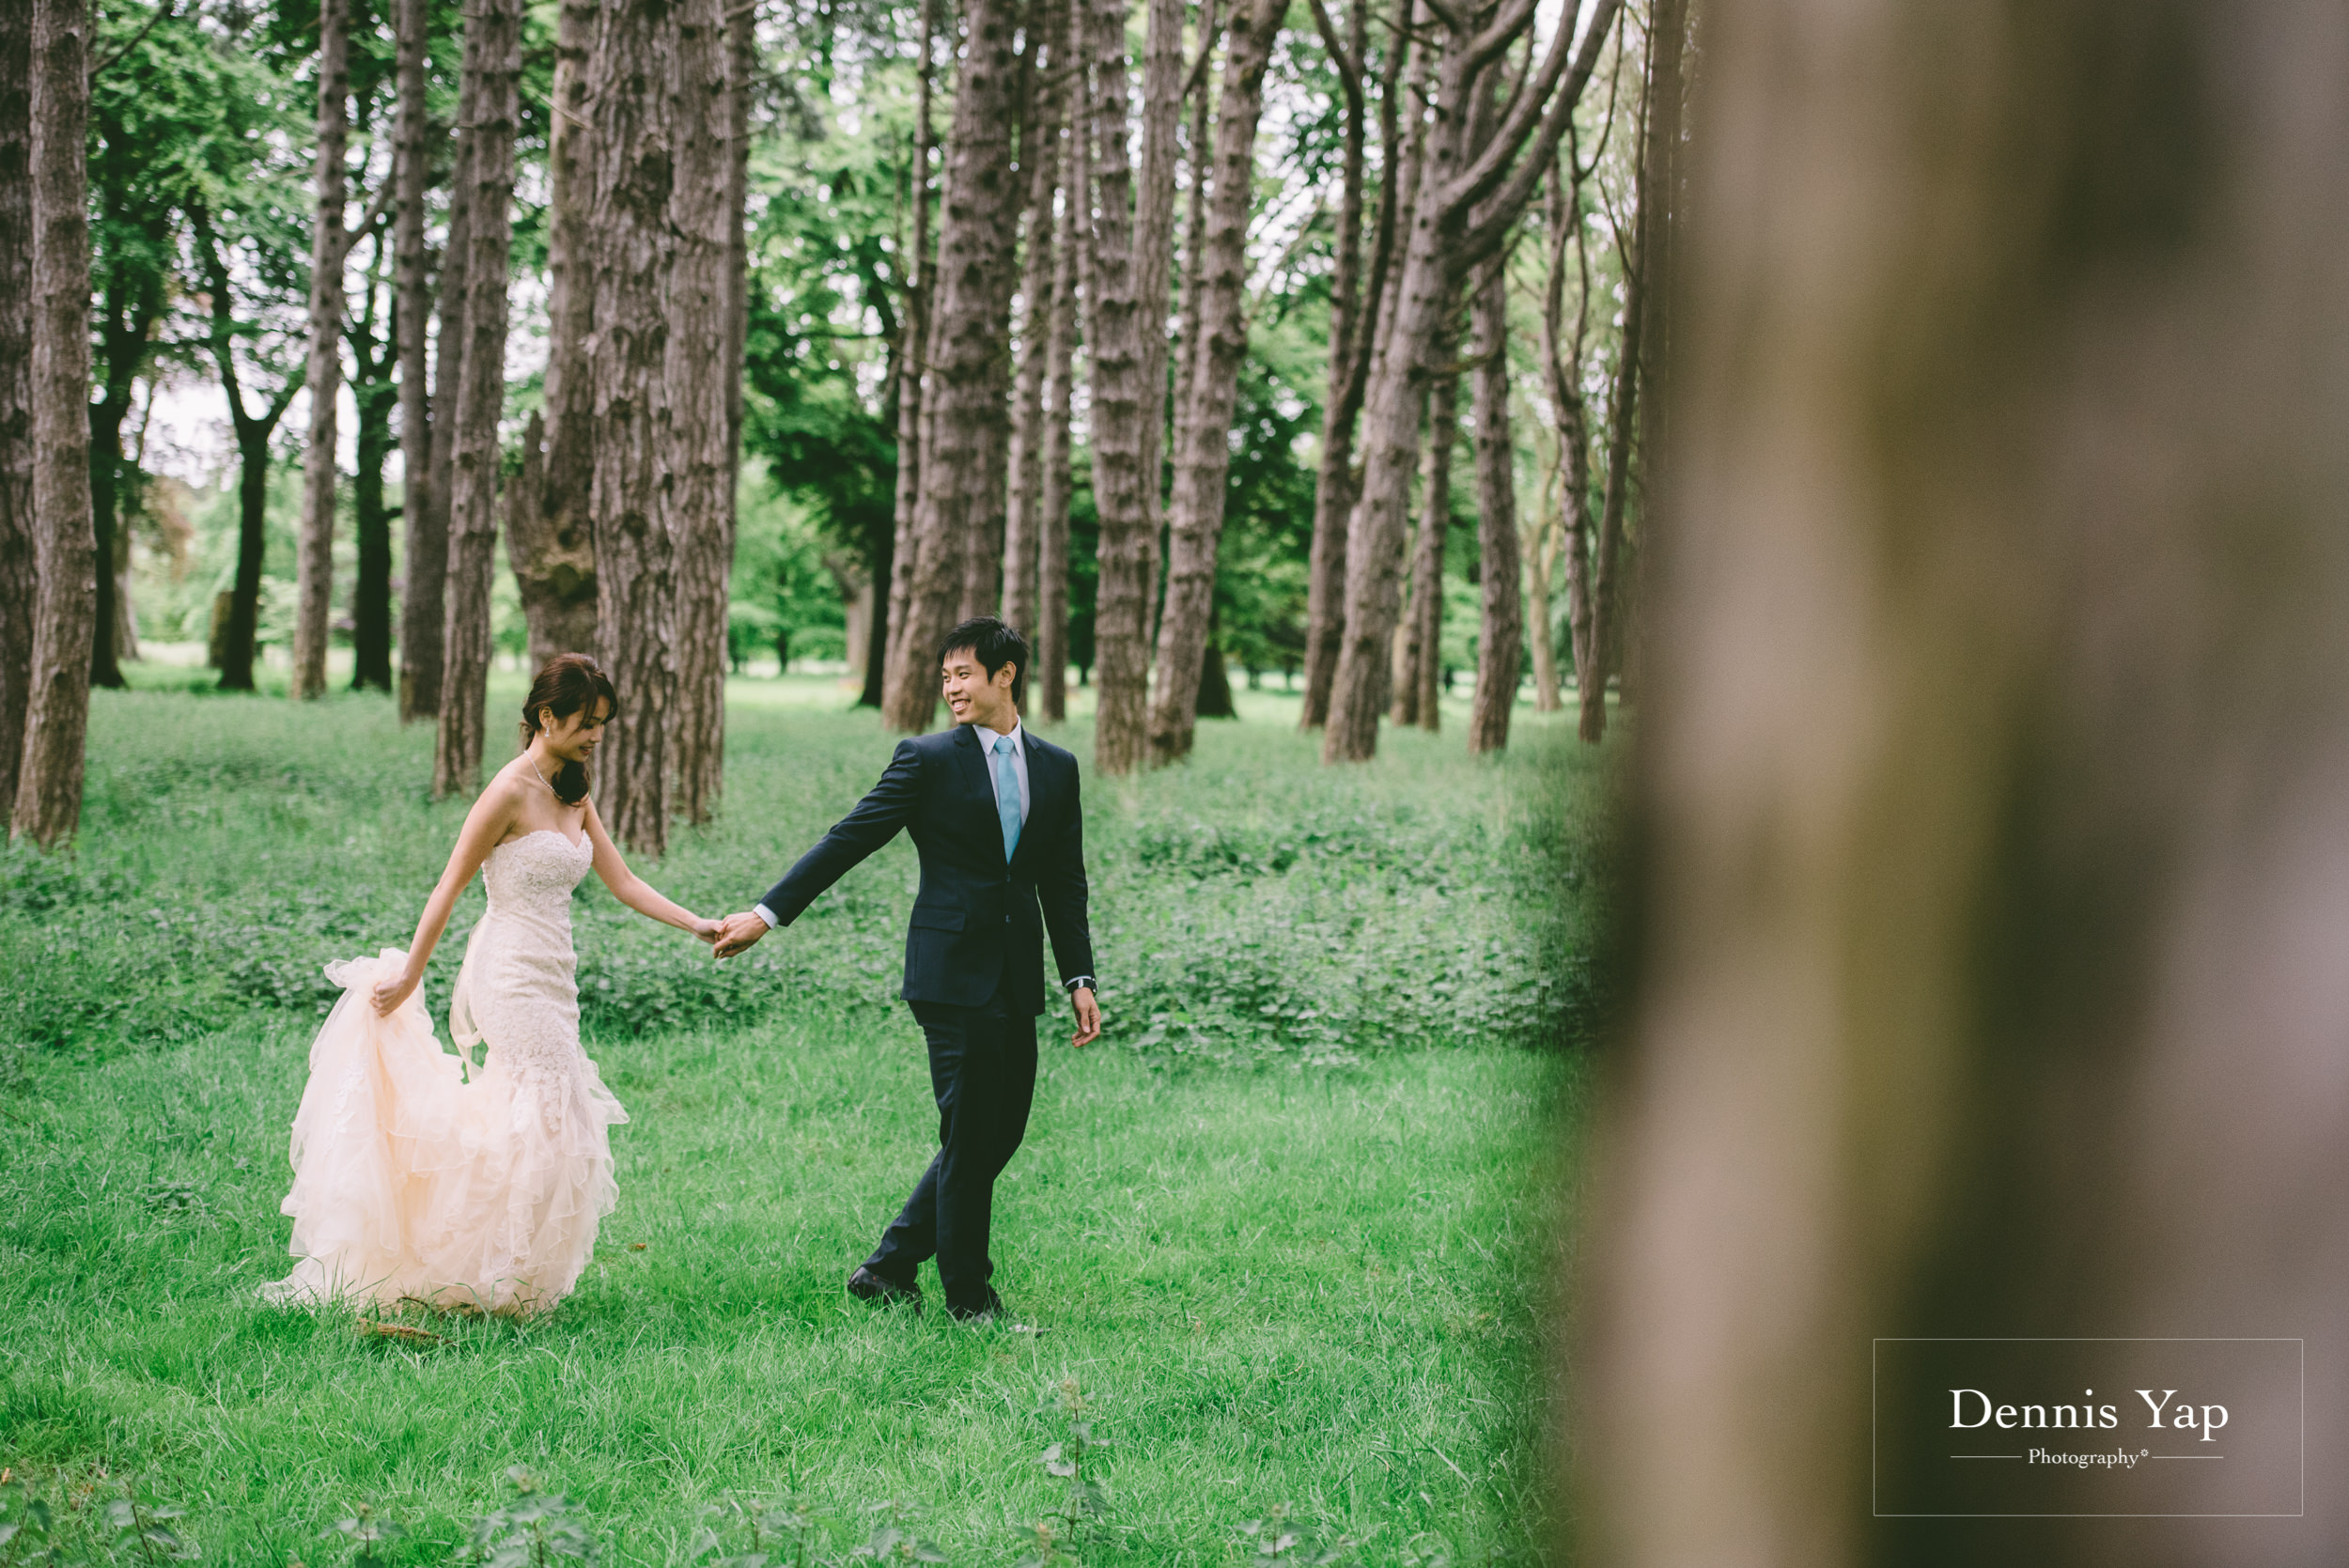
[469,1469,599,1568]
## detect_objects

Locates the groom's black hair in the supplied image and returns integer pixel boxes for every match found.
[940,616,1029,707]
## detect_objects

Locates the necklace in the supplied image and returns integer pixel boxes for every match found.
[530,753,558,795]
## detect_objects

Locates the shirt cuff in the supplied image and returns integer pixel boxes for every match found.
[1064,975,1096,992]
[754,904,780,929]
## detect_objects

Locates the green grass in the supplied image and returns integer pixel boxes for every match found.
[0,672,1616,1566]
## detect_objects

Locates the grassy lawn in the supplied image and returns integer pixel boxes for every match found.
[0,671,1613,1566]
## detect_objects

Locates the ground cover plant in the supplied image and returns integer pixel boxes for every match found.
[0,675,1614,1564]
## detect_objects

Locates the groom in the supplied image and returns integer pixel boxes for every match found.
[713,616,1099,1321]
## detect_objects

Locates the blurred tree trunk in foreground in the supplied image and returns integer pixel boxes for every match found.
[1579,3,2349,1566]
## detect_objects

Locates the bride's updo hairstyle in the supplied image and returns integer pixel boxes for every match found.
[521,654,616,805]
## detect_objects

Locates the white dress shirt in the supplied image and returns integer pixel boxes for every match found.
[755,722,1029,930]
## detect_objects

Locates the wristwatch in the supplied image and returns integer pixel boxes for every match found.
[1064,975,1096,993]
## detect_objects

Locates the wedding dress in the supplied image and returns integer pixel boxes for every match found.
[261,829,629,1314]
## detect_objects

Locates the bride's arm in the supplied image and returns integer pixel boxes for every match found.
[370,778,522,1015]
[583,799,720,940]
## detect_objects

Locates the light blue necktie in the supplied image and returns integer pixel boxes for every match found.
[993,733,1022,862]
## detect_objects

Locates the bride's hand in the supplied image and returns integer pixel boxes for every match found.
[371,969,419,1017]
[691,916,723,944]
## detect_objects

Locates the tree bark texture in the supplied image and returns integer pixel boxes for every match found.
[1465,256,1517,753]
[291,0,350,702]
[1580,5,2349,1566]
[999,0,1066,643]
[425,52,482,709]
[1623,0,1683,706]
[431,0,521,799]
[881,0,1021,733]
[1297,0,1379,731]
[879,0,937,719]
[1143,0,1280,765]
[1080,0,1155,774]
[1035,62,1080,722]
[1323,0,1619,762]
[10,0,90,846]
[516,0,602,675]
[668,0,735,826]
[393,0,441,721]
[0,0,33,815]
[586,0,677,852]
[1128,0,1185,629]
[1392,346,1454,729]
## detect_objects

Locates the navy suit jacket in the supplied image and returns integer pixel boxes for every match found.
[759,724,1095,1016]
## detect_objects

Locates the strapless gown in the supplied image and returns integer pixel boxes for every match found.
[261,830,629,1314]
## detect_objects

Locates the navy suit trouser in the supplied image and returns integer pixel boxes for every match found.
[863,982,1038,1313]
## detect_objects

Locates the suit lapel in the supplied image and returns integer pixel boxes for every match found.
[954,724,1008,868]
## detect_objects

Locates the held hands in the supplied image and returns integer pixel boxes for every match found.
[711,911,770,960]
[1069,986,1100,1048]
[690,915,723,944]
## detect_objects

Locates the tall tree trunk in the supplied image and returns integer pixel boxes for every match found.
[1520,480,1559,712]
[1323,0,1620,762]
[1465,254,1517,753]
[880,0,1022,733]
[1579,202,1641,746]
[1145,0,1283,765]
[1392,350,1454,729]
[350,264,397,691]
[1540,151,1599,705]
[587,0,678,851]
[292,0,350,703]
[1036,57,1080,722]
[1584,7,2349,1565]
[0,0,32,815]
[10,0,90,845]
[1168,7,1215,459]
[1128,0,1184,671]
[393,0,441,721]
[425,57,481,710]
[431,0,521,798]
[1000,0,1066,642]
[1623,0,1683,707]
[513,0,601,675]
[1081,0,1160,774]
[86,286,151,691]
[1297,0,1380,731]
[878,0,936,714]
[669,0,734,826]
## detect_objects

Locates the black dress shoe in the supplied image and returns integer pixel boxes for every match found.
[946,1287,1003,1324]
[847,1265,921,1311]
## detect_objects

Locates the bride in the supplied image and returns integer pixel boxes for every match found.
[262,654,717,1315]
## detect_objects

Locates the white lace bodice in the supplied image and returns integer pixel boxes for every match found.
[483,829,594,927]
[452,830,597,1074]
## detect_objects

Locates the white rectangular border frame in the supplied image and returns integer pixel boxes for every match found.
[1871,1336,2306,1518]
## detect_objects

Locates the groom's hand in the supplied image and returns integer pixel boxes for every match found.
[712,911,769,959]
[1069,986,1100,1048]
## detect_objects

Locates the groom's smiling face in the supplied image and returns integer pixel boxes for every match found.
[941,647,1018,732]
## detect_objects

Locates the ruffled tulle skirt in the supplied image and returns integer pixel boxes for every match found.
[260,947,629,1315]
